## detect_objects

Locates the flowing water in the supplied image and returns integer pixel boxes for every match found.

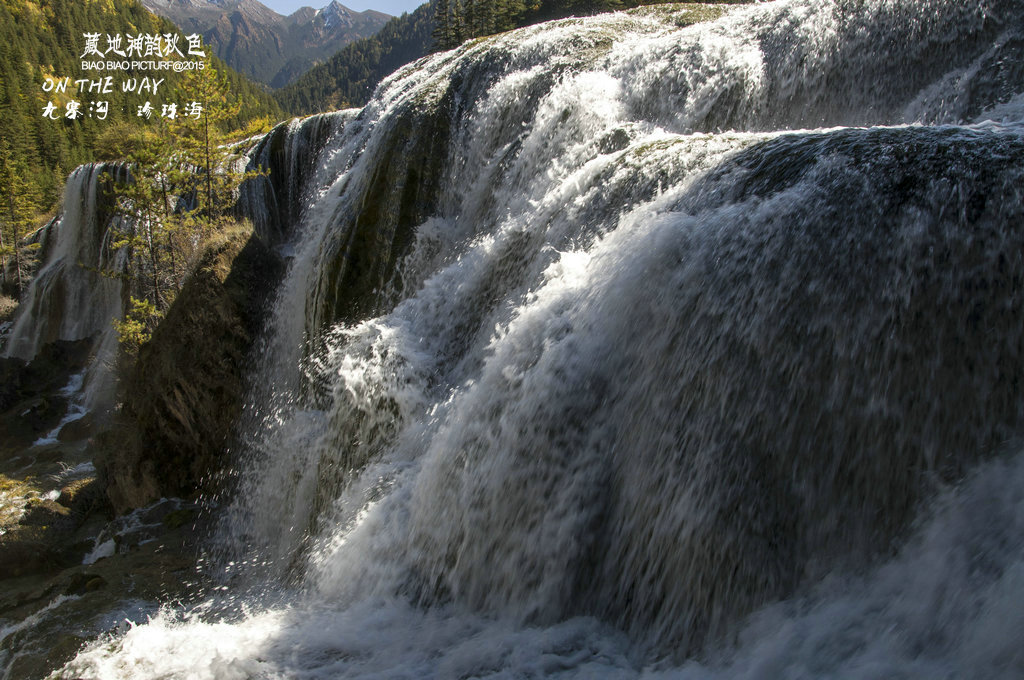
[4,163,130,414]
[47,0,1024,676]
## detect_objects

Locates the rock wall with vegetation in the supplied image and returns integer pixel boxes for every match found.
[100,222,282,513]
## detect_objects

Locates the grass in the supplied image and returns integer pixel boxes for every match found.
[0,475,41,531]
[0,294,17,324]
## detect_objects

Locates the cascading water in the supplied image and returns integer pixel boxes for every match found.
[59,0,1024,677]
[1,111,344,421]
[239,110,356,247]
[4,164,130,413]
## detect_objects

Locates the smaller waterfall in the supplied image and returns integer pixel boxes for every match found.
[239,111,358,247]
[1,113,357,426]
[4,164,131,413]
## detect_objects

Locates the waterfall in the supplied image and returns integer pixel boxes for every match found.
[61,0,1024,677]
[2,112,346,419]
[3,164,131,413]
[239,110,357,247]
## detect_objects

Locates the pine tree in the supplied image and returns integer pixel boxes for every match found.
[500,0,525,32]
[174,59,246,232]
[113,133,176,309]
[109,56,260,318]
[0,142,41,296]
[433,0,453,50]
[107,57,267,352]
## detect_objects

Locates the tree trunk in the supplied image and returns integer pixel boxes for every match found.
[0,224,7,289]
[204,108,214,224]
[147,212,162,310]
[8,194,22,297]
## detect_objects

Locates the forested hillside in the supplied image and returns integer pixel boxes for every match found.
[0,0,282,212]
[142,0,391,88]
[433,0,634,49]
[275,2,435,113]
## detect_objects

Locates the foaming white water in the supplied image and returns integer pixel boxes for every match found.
[31,372,88,447]
[657,450,1024,680]
[60,449,1024,678]
[57,0,1024,676]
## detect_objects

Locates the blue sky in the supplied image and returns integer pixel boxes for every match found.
[262,0,425,17]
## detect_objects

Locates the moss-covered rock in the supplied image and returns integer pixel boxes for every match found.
[99,222,282,513]
[57,477,105,513]
[0,476,112,580]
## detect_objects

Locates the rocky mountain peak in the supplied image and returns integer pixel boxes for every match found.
[141,0,390,87]
[320,1,355,30]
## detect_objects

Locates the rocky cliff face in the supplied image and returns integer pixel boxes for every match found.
[143,0,391,88]
[99,222,282,513]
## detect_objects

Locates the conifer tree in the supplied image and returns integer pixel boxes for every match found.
[110,53,264,325]
[113,131,176,309]
[0,142,41,296]
[174,59,248,232]
[433,0,453,50]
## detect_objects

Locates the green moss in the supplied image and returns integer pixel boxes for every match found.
[0,294,17,324]
[0,475,40,529]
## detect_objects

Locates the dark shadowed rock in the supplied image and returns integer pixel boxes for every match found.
[99,222,283,513]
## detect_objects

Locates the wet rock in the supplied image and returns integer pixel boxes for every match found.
[57,412,94,442]
[20,498,72,528]
[15,396,67,434]
[6,634,86,680]
[163,508,196,530]
[599,127,631,154]
[63,572,107,595]
[58,478,108,517]
[0,480,112,581]
[0,534,60,579]
[0,338,93,453]
[0,357,25,412]
[0,506,208,677]
[61,538,99,565]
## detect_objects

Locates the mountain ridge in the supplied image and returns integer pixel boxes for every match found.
[142,0,391,88]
